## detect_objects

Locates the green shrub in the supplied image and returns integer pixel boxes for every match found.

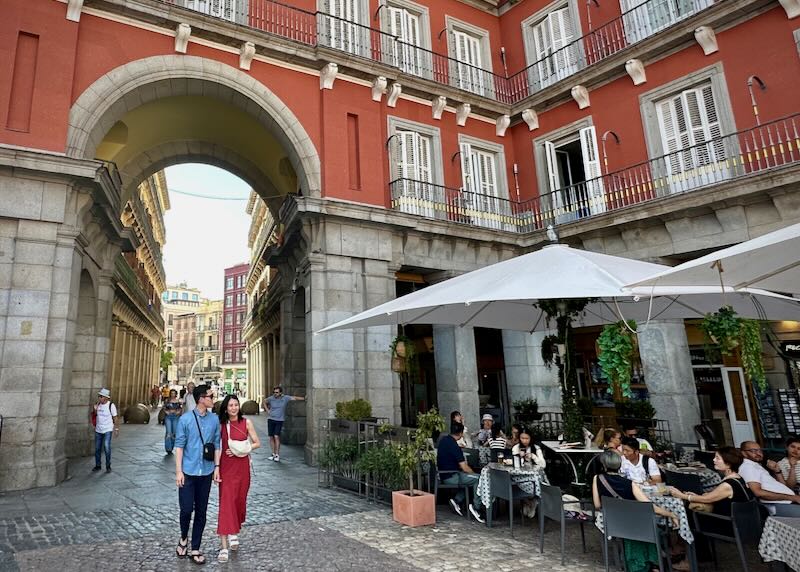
[334,398,373,421]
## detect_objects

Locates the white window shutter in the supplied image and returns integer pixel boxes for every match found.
[544,141,564,212]
[579,126,606,214]
[417,134,432,183]
[460,142,474,193]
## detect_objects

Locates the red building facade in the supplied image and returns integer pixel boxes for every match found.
[222,263,249,389]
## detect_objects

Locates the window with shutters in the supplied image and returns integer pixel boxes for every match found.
[381,1,431,79]
[180,0,244,23]
[522,0,582,90]
[445,17,493,97]
[639,64,736,196]
[534,119,606,224]
[318,0,369,57]
[620,0,714,45]
[388,117,444,220]
[458,136,512,231]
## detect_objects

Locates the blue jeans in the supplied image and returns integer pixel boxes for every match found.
[164,414,179,452]
[179,473,214,550]
[94,431,112,468]
[443,472,481,509]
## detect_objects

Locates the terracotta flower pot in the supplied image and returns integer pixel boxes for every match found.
[391,356,406,373]
[392,490,436,527]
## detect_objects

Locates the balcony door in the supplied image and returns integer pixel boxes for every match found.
[460,143,508,230]
[543,125,605,224]
[531,6,580,90]
[655,82,730,194]
[453,30,485,96]
[386,6,425,77]
[393,130,436,218]
[181,0,242,22]
[621,0,714,44]
[320,0,368,57]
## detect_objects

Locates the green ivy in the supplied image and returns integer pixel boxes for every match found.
[512,398,539,418]
[700,306,741,357]
[739,320,767,392]
[541,334,560,368]
[597,320,638,399]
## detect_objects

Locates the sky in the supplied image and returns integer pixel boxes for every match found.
[162,164,251,300]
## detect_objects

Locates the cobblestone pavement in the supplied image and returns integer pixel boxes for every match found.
[0,416,770,571]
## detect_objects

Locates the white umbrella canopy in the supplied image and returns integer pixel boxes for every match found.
[627,223,800,295]
[317,244,800,333]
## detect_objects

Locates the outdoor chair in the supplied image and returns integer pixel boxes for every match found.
[600,497,672,572]
[538,482,590,565]
[693,449,717,470]
[433,468,473,520]
[663,469,704,494]
[487,467,536,537]
[692,499,763,572]
[490,448,513,463]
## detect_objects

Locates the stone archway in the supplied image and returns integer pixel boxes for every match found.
[66,55,321,201]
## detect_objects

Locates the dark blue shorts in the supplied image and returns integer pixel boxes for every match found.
[267,419,284,436]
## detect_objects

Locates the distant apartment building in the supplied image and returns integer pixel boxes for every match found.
[173,313,196,383]
[194,299,223,386]
[161,283,203,382]
[222,263,249,394]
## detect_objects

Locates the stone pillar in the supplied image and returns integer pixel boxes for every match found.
[501,330,562,413]
[433,325,480,433]
[638,320,701,444]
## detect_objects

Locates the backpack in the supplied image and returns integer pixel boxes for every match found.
[91,401,115,427]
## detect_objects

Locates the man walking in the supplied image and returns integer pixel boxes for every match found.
[91,388,119,473]
[261,386,304,462]
[174,384,221,564]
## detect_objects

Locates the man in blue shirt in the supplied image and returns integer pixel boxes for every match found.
[261,386,304,462]
[437,421,484,522]
[174,384,221,564]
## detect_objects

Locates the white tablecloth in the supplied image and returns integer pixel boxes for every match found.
[595,491,694,544]
[759,516,800,571]
[477,463,545,509]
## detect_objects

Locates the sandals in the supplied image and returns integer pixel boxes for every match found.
[218,549,229,563]
[176,538,188,558]
[189,551,206,565]
[229,535,239,550]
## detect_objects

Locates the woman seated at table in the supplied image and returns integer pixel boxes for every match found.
[511,428,546,468]
[595,428,622,454]
[621,437,662,484]
[778,436,800,493]
[593,451,679,572]
[668,447,754,569]
[449,410,473,448]
[487,424,507,450]
[507,423,523,449]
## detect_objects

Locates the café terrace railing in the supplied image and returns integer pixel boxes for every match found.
[390,114,800,233]
[161,0,720,105]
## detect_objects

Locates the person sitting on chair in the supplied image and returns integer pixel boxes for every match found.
[778,436,800,493]
[740,440,800,516]
[620,437,661,484]
[622,423,654,456]
[474,414,497,446]
[594,428,622,454]
[487,423,507,450]
[437,421,485,523]
[511,428,546,468]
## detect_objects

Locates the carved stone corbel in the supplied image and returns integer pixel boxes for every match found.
[66,0,84,22]
[387,82,402,107]
[239,42,256,71]
[521,109,539,131]
[571,85,590,109]
[175,23,191,54]
[625,59,646,86]
[694,26,718,55]
[495,115,511,137]
[456,103,471,127]
[320,63,338,90]
[779,0,800,18]
[432,96,447,120]
[372,77,387,102]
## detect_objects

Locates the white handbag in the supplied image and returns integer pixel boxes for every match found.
[227,421,252,457]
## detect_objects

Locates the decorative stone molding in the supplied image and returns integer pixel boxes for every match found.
[456,103,471,127]
[320,63,338,90]
[694,26,718,55]
[387,82,402,108]
[625,59,647,86]
[521,109,539,131]
[432,96,447,120]
[66,0,84,21]
[495,115,511,137]
[571,85,590,109]
[779,0,800,18]
[372,76,387,102]
[175,23,191,54]
[239,42,256,71]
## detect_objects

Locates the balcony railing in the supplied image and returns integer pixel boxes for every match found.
[390,114,800,232]
[196,324,219,332]
[158,0,722,105]
[195,345,220,351]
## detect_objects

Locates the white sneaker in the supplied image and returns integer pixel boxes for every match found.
[468,505,485,523]
[269,454,275,461]
[449,498,464,516]
[273,454,280,462]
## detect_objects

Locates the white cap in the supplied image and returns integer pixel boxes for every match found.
[482,414,493,422]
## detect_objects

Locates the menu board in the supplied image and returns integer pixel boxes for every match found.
[777,389,800,435]
[755,390,782,440]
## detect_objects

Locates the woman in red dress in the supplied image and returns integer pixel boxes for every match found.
[216,395,260,563]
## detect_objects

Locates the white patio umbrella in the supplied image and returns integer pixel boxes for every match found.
[627,223,800,296]
[318,244,800,334]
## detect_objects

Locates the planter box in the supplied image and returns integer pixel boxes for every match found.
[617,417,656,429]
[332,474,361,493]
[331,419,359,434]
[392,490,436,527]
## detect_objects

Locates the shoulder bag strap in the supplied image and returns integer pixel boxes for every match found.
[599,474,622,499]
[193,411,207,446]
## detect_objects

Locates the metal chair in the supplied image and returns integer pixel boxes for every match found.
[433,468,473,520]
[663,469,705,494]
[692,499,763,572]
[693,449,717,470]
[600,496,672,572]
[538,482,589,565]
[486,467,536,537]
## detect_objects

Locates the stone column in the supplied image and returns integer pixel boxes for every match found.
[501,330,562,413]
[637,320,701,443]
[433,325,480,433]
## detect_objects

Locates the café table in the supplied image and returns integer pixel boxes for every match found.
[541,440,602,485]
[477,446,492,467]
[759,516,800,571]
[477,462,546,509]
[663,464,722,492]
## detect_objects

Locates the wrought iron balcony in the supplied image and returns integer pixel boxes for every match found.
[195,345,220,352]
[390,114,800,232]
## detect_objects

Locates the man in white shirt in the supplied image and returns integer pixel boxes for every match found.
[91,388,119,473]
[740,440,800,516]
[620,436,661,484]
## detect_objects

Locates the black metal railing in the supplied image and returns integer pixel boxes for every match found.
[389,114,800,232]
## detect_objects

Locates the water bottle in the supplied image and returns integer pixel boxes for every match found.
[699,438,707,451]
[514,455,521,469]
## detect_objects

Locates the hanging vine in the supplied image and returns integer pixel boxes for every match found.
[739,320,767,392]
[701,306,767,392]
[597,320,638,399]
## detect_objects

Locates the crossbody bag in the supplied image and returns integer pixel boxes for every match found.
[226,420,252,457]
[193,411,216,462]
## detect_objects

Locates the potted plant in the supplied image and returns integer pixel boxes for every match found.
[616,399,657,429]
[512,398,542,423]
[319,434,360,491]
[390,334,419,380]
[333,398,373,434]
[391,408,445,527]
[701,307,767,391]
[597,320,638,399]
